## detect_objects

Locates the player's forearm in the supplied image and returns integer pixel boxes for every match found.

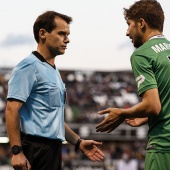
[121,99,159,119]
[121,88,161,119]
[65,123,80,146]
[121,102,149,118]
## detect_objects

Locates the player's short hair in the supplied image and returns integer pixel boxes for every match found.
[33,11,72,43]
[123,0,164,32]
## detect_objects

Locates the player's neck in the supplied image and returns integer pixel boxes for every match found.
[146,30,163,42]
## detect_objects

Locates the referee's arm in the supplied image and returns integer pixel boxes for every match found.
[65,123,104,161]
[5,100,23,150]
[5,100,31,169]
[65,123,80,146]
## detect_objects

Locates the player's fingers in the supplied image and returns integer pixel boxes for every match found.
[126,119,131,123]
[97,117,121,132]
[125,118,132,121]
[107,126,118,133]
[96,119,107,129]
[97,122,113,131]
[126,120,136,127]
[126,119,134,124]
[107,118,124,133]
[98,109,110,115]
[96,114,113,129]
[96,123,113,132]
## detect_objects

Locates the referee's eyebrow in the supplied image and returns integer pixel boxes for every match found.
[58,31,70,36]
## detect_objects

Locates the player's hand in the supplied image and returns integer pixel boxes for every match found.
[12,152,31,170]
[96,108,125,133]
[79,140,104,161]
[126,117,148,127]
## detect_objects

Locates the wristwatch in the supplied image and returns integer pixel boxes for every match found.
[11,145,23,155]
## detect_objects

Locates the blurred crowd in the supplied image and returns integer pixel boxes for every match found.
[61,70,140,124]
[0,68,147,170]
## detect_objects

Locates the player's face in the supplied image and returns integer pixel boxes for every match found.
[45,17,70,57]
[126,19,143,48]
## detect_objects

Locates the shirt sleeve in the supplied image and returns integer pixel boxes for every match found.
[7,64,37,102]
[131,53,157,96]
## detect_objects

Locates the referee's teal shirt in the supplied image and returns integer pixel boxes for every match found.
[7,52,66,141]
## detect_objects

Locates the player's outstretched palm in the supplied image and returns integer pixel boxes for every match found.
[126,117,148,127]
[79,140,104,162]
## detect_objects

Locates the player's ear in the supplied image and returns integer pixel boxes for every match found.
[139,18,146,33]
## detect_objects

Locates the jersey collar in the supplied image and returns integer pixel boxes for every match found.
[32,51,56,69]
[149,34,165,40]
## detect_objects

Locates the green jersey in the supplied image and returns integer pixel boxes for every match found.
[131,36,170,152]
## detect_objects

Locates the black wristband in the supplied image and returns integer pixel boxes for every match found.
[75,138,82,151]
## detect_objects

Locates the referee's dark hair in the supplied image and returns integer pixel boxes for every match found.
[33,11,72,43]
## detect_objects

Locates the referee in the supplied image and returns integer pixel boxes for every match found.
[5,11,104,170]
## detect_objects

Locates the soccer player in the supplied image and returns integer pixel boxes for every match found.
[96,0,170,169]
[5,11,104,170]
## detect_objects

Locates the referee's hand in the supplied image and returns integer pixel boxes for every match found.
[12,152,31,170]
[79,140,104,161]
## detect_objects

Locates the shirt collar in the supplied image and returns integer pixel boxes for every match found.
[149,34,165,40]
[32,51,56,69]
